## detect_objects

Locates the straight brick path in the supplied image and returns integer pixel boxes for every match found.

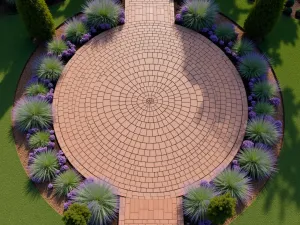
[53,0,248,224]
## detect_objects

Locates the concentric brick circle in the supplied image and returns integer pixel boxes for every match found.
[53,22,248,198]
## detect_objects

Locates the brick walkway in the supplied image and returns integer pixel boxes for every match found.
[53,0,248,224]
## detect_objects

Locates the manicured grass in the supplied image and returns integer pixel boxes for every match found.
[0,1,84,224]
[217,1,300,224]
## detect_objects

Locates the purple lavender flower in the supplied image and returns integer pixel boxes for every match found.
[251,101,256,106]
[119,17,125,25]
[269,97,280,107]
[200,180,210,187]
[55,169,61,175]
[57,155,67,166]
[48,183,53,189]
[208,31,213,36]
[264,115,275,123]
[90,27,97,34]
[274,120,283,129]
[64,201,72,211]
[49,130,55,135]
[119,10,125,18]
[28,156,35,164]
[61,165,69,172]
[255,143,271,151]
[232,159,238,165]
[85,177,94,183]
[49,135,55,142]
[211,24,217,31]
[80,16,87,24]
[31,176,41,183]
[249,111,256,119]
[224,47,231,54]
[67,190,76,199]
[61,34,66,40]
[181,6,188,14]
[48,83,54,89]
[199,220,212,225]
[29,152,34,157]
[200,27,209,33]
[232,164,240,170]
[209,35,218,43]
[58,150,64,155]
[248,107,253,112]
[175,14,183,23]
[47,141,55,149]
[46,52,53,57]
[227,41,233,47]
[248,95,253,101]
[241,140,254,149]
[26,133,31,140]
[219,40,225,45]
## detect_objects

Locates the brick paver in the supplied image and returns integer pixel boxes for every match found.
[53,0,248,223]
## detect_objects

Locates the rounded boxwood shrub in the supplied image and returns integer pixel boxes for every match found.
[28,131,50,149]
[183,185,216,222]
[25,83,48,96]
[36,56,64,81]
[254,101,275,116]
[246,117,280,145]
[207,193,236,225]
[47,39,68,55]
[13,97,52,131]
[213,169,252,203]
[181,0,219,31]
[54,170,81,197]
[237,147,276,179]
[72,179,118,225]
[283,7,293,16]
[64,18,88,44]
[232,39,254,56]
[63,203,91,225]
[83,0,122,28]
[215,23,236,42]
[244,0,285,40]
[238,53,268,79]
[29,150,59,182]
[253,81,277,101]
[16,0,55,41]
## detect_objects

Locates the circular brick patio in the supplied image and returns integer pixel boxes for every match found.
[53,22,248,198]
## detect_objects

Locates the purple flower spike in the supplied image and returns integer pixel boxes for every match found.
[264,115,275,123]
[28,156,35,164]
[269,97,280,107]
[81,16,87,24]
[64,201,72,211]
[119,10,125,18]
[248,107,253,112]
[249,111,257,119]
[208,31,213,36]
[224,47,231,54]
[47,141,55,149]
[175,14,183,23]
[57,155,67,166]
[48,83,54,88]
[219,40,225,45]
[181,6,188,14]
[49,130,55,135]
[26,133,31,140]
[46,52,53,57]
[200,180,210,187]
[200,27,209,33]
[119,17,125,25]
[241,140,254,149]
[85,177,94,183]
[274,120,283,129]
[49,135,55,141]
[199,220,212,225]
[251,101,256,106]
[232,160,238,165]
[209,35,218,43]
[29,152,34,157]
[248,96,253,101]
[58,150,64,155]
[228,41,233,47]
[61,165,69,171]
[55,169,61,175]
[232,164,240,170]
[61,34,66,40]
[211,24,217,31]
[48,183,53,189]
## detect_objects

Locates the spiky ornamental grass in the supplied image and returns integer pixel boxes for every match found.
[246,118,280,146]
[13,97,52,132]
[213,169,251,203]
[237,147,276,180]
[215,23,236,42]
[28,131,50,149]
[238,53,269,79]
[47,39,68,55]
[182,0,219,31]
[254,102,275,116]
[184,185,216,222]
[54,170,81,197]
[29,151,59,182]
[83,0,122,28]
[36,56,64,81]
[25,83,48,96]
[232,39,254,56]
[64,18,88,44]
[253,81,277,101]
[72,179,118,225]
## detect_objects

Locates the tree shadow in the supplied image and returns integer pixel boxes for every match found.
[23,179,42,201]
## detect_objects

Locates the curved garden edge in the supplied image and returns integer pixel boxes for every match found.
[12,12,284,225]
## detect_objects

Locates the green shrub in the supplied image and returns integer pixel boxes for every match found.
[238,53,268,79]
[64,19,87,44]
[182,0,219,31]
[283,7,293,16]
[13,97,52,131]
[183,185,216,222]
[254,102,275,116]
[73,179,118,225]
[83,0,122,28]
[63,203,91,225]
[213,169,251,203]
[296,9,300,19]
[26,83,48,96]
[54,170,81,197]
[28,131,50,149]
[253,81,277,101]
[36,56,64,81]
[237,147,276,179]
[246,118,280,145]
[244,0,285,39]
[16,0,55,41]
[207,193,236,225]
[47,39,68,55]
[29,151,59,182]
[232,39,254,56]
[285,0,294,7]
[215,23,236,41]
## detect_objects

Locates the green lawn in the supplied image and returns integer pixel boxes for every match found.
[0,0,300,224]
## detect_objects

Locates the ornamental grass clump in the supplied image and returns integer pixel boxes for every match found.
[181,0,219,31]
[232,39,254,56]
[246,118,280,146]
[254,102,275,116]
[237,147,276,180]
[13,97,52,132]
[213,169,251,203]
[54,170,81,197]
[72,179,118,225]
[83,0,122,28]
[25,83,48,96]
[62,203,91,225]
[47,39,68,55]
[183,185,216,222]
[36,56,64,81]
[64,18,88,44]
[238,53,269,79]
[215,23,236,42]
[28,131,50,149]
[29,150,59,182]
[253,81,277,101]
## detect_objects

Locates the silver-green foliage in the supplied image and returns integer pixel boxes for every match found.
[54,170,81,197]
[64,18,88,44]
[28,131,50,149]
[47,39,68,55]
[238,53,268,79]
[25,83,48,96]
[215,23,236,41]
[232,39,254,56]
[253,81,277,101]
[254,102,275,116]
[36,56,64,81]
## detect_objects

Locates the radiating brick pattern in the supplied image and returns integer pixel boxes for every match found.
[53,0,248,224]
